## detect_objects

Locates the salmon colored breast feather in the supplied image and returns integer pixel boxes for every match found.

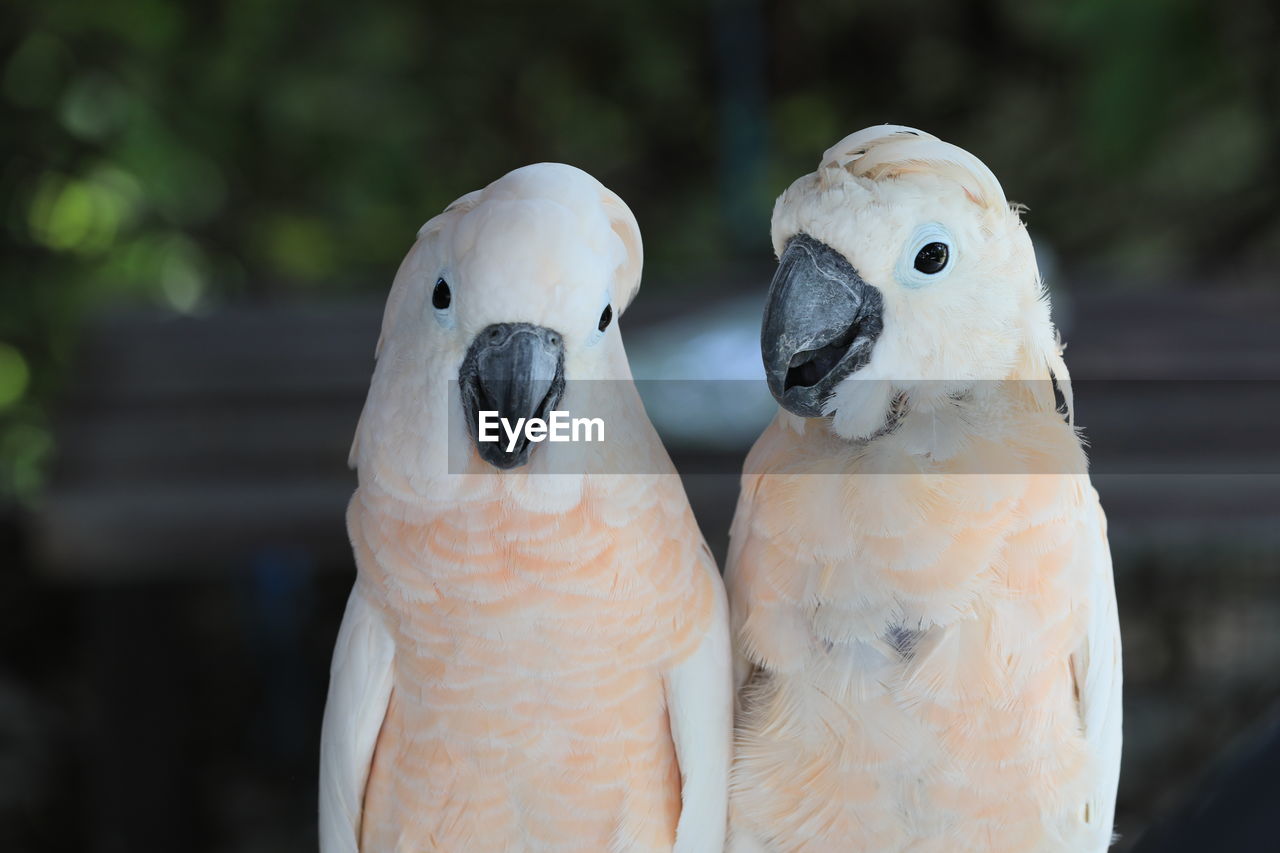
[729,407,1108,852]
[354,474,716,852]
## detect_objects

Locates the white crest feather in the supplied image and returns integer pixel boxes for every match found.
[820,124,939,169]
[821,125,1007,211]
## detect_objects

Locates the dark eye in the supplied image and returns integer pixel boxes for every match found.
[431,277,451,309]
[913,242,949,274]
[597,304,613,333]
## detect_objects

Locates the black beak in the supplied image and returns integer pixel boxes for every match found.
[459,323,565,469]
[761,233,884,418]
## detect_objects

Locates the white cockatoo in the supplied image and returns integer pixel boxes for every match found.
[725,127,1122,852]
[319,163,730,852]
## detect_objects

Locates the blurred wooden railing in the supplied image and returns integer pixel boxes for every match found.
[29,289,1280,580]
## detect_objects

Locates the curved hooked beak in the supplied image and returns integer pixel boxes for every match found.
[761,234,885,418]
[459,322,565,469]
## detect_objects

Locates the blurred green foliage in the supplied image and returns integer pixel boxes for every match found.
[1,0,1278,499]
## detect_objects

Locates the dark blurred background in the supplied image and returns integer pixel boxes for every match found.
[2,1,1279,851]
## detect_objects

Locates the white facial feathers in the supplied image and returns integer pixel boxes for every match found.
[415,163,643,321]
[353,163,645,481]
[770,126,1069,440]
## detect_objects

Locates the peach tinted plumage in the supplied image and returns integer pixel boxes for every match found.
[727,128,1121,852]
[319,164,730,853]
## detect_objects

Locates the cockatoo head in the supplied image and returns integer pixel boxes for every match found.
[761,126,1064,440]
[364,163,642,470]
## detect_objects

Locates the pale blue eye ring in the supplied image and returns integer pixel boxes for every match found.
[896,223,956,288]
[585,289,612,347]
[430,274,455,328]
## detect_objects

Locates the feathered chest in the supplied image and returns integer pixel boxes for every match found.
[348,480,716,670]
[734,416,1093,686]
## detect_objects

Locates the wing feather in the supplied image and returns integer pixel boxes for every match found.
[1071,493,1123,849]
[319,582,395,853]
[724,464,765,696]
[666,549,732,853]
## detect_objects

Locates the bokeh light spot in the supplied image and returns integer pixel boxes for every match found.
[0,343,31,409]
[2,32,70,108]
[158,234,208,313]
[59,72,132,140]
[263,215,337,281]
[26,169,142,254]
[0,422,53,500]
